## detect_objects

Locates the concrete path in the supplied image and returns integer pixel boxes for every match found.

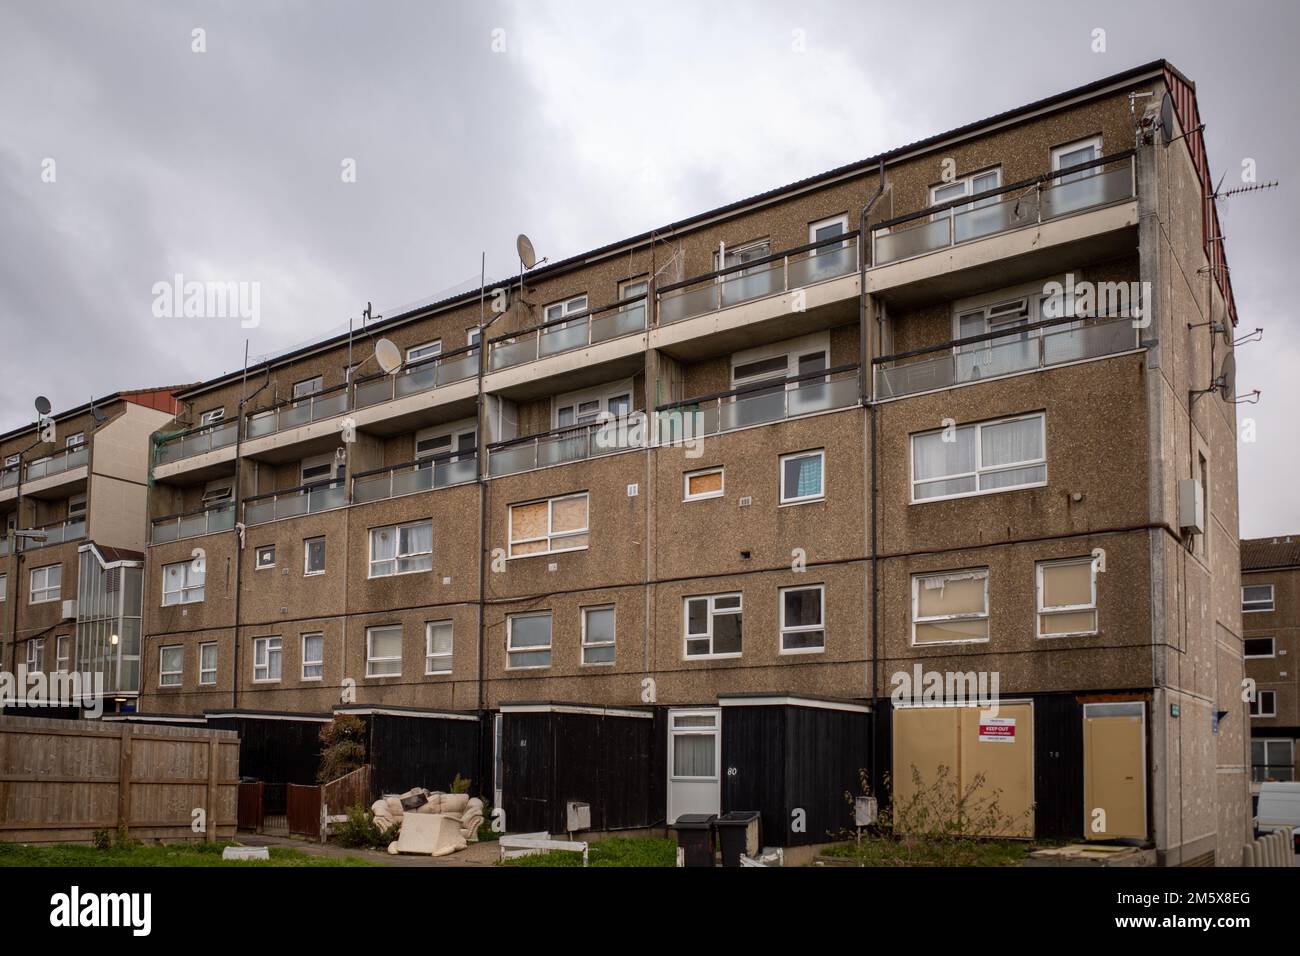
[237,832,501,867]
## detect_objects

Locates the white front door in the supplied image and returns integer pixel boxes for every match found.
[667,708,721,823]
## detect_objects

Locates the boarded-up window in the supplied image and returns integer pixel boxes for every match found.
[1037,558,1097,637]
[912,569,988,644]
[509,493,588,557]
[684,468,724,500]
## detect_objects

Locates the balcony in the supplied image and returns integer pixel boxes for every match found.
[656,365,860,442]
[20,516,86,550]
[488,420,643,477]
[354,345,479,409]
[25,445,88,482]
[1,465,18,490]
[247,385,350,439]
[489,295,648,373]
[352,450,478,504]
[244,479,348,526]
[150,502,236,544]
[155,420,238,466]
[874,314,1141,400]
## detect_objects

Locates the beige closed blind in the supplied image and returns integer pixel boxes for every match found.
[688,471,723,496]
[916,573,985,618]
[1042,561,1091,608]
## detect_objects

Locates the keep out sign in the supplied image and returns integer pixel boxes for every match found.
[978,716,1016,743]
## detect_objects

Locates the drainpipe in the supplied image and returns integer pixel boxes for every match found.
[6,435,43,676]
[858,160,885,792]
[229,354,269,709]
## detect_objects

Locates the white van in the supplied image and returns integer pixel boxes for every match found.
[1254,782,1300,852]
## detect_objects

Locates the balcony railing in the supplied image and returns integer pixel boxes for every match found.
[20,516,87,549]
[25,445,89,481]
[246,385,351,439]
[352,450,478,504]
[354,344,480,409]
[657,232,859,326]
[488,295,648,372]
[0,465,16,490]
[155,419,238,465]
[150,502,236,544]
[488,418,644,477]
[657,365,861,441]
[871,151,1136,266]
[0,536,9,557]
[874,314,1142,399]
[243,479,348,525]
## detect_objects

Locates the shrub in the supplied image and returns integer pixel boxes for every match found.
[450,773,471,795]
[317,715,367,784]
[330,804,398,849]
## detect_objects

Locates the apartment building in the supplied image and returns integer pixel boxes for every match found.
[1242,536,1300,786]
[136,60,1247,864]
[1,389,181,713]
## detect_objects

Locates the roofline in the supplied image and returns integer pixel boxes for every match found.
[177,58,1173,400]
[0,385,185,444]
[1243,563,1300,573]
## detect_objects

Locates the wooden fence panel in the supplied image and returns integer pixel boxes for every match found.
[321,764,373,816]
[286,784,322,839]
[238,782,264,831]
[0,715,240,844]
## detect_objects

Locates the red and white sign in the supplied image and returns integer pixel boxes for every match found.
[978,716,1016,743]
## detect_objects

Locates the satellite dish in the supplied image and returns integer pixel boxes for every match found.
[373,338,402,375]
[1158,92,1175,148]
[1218,352,1236,402]
[34,395,51,416]
[1218,320,1233,348]
[90,403,107,424]
[517,233,537,270]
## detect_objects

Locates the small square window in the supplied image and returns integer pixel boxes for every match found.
[780,450,824,504]
[1244,637,1274,659]
[302,633,324,680]
[253,636,282,682]
[304,537,326,575]
[684,468,724,501]
[780,585,825,653]
[684,594,743,658]
[1242,585,1274,613]
[912,569,989,644]
[1036,557,1098,638]
[367,625,403,677]
[1250,691,1277,718]
[256,545,276,570]
[507,612,552,669]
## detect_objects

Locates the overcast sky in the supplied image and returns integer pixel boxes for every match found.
[1,0,1295,537]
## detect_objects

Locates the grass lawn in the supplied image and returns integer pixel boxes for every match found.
[0,841,374,867]
[499,836,676,867]
[820,835,1032,867]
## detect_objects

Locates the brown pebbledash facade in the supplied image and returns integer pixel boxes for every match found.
[1241,537,1300,787]
[119,60,1248,864]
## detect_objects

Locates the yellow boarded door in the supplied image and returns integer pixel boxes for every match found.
[1083,702,1146,840]
[892,703,1034,837]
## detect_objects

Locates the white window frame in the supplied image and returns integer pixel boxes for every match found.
[366,625,403,677]
[368,520,434,578]
[506,611,553,670]
[730,332,830,392]
[425,620,453,676]
[581,605,616,666]
[683,467,724,502]
[467,327,482,347]
[26,638,44,672]
[1244,636,1276,659]
[714,237,771,277]
[911,569,990,646]
[0,573,7,602]
[406,339,443,364]
[252,636,282,683]
[199,642,218,685]
[683,593,743,659]
[808,214,849,248]
[162,560,205,606]
[553,380,633,429]
[1242,584,1275,613]
[669,709,721,782]
[255,545,276,570]
[1051,135,1104,180]
[508,493,589,559]
[29,564,61,604]
[4,454,20,467]
[302,632,325,681]
[292,376,323,400]
[779,584,825,655]
[199,407,225,426]
[543,294,589,330]
[67,493,87,520]
[300,452,338,488]
[1250,691,1277,719]
[415,420,477,463]
[929,167,1002,214]
[55,634,70,673]
[65,432,85,448]
[779,449,825,505]
[1035,557,1099,638]
[159,645,183,687]
[304,537,326,576]
[910,413,1048,504]
[202,479,233,507]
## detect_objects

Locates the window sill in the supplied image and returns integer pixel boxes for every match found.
[910,480,1047,505]
[507,545,590,561]
[779,646,825,656]
[779,496,825,508]
[683,652,743,661]
[1036,630,1098,639]
[910,637,990,647]
[505,664,552,671]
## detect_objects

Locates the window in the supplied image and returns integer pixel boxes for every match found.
[1245,637,1275,659]
[26,638,44,672]
[715,238,771,274]
[304,537,326,575]
[67,494,87,520]
[684,467,724,501]
[253,636,282,682]
[1051,136,1103,182]
[544,294,589,325]
[159,645,183,687]
[1242,585,1275,613]
[369,520,433,577]
[163,561,204,605]
[684,593,742,658]
[406,340,442,363]
[509,493,589,558]
[1036,558,1098,637]
[202,480,233,507]
[507,612,552,669]
[416,423,477,463]
[301,452,339,488]
[0,573,6,602]
[780,450,825,504]
[618,277,648,326]
[467,327,482,347]
[670,711,719,780]
[554,382,632,428]
[302,633,324,680]
[29,564,61,604]
[199,407,225,426]
[366,625,403,676]
[425,621,453,675]
[65,432,85,448]
[911,413,1046,502]
[912,569,989,644]
[292,376,323,399]
[582,606,616,665]
[1252,739,1295,783]
[199,642,218,685]
[4,454,19,467]
[809,214,849,248]
[55,635,69,673]
[930,168,1001,212]
[1249,691,1277,718]
[780,585,825,653]
[731,334,829,391]
[255,545,276,570]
